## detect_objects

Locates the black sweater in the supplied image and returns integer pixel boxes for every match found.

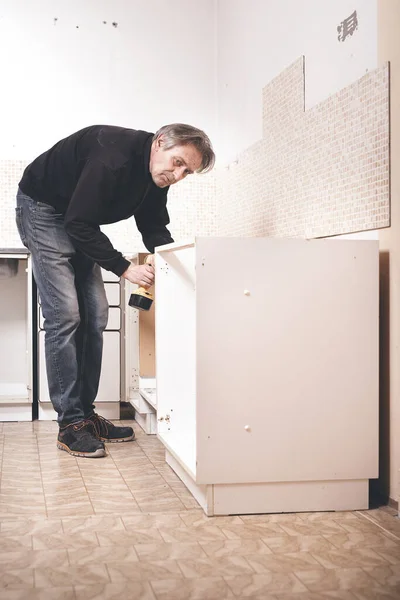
[19,125,174,276]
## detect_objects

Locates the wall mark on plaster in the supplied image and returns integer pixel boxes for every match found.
[337,10,358,42]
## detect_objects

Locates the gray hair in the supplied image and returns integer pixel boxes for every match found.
[153,123,215,173]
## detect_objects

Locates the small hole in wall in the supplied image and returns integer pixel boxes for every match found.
[112,22,118,28]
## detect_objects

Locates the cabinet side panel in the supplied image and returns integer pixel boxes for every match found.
[196,238,378,485]
[0,258,28,387]
[155,247,196,475]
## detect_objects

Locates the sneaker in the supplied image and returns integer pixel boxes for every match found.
[86,413,135,443]
[57,421,106,458]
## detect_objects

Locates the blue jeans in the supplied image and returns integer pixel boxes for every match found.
[15,189,109,425]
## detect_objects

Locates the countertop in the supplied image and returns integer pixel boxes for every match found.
[0,248,29,254]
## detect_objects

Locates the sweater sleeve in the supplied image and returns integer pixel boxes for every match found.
[134,188,174,253]
[64,160,130,276]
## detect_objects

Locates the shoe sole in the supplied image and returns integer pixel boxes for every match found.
[57,441,106,458]
[99,434,136,443]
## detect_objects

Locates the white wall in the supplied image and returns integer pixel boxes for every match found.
[217,0,378,164]
[0,0,217,160]
[378,0,400,504]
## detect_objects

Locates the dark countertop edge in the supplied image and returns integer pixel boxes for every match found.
[0,249,30,254]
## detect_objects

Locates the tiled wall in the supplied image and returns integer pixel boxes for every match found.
[0,160,27,248]
[1,58,390,249]
[0,161,217,252]
[217,57,390,238]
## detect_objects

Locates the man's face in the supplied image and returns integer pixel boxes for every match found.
[149,137,203,188]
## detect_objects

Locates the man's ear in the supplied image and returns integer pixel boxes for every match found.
[157,135,164,148]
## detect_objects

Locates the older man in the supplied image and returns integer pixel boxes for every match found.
[16,123,215,457]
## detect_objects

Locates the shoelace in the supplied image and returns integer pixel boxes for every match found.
[60,420,98,439]
[69,420,91,432]
[87,414,111,437]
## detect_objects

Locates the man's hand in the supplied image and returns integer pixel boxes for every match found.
[122,263,155,288]
[144,254,155,267]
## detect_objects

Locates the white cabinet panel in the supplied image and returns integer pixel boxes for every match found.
[107,307,121,330]
[38,331,50,403]
[101,269,120,283]
[105,283,120,306]
[97,331,121,402]
[0,254,33,420]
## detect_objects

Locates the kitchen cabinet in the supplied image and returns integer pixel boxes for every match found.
[0,252,33,421]
[155,237,379,515]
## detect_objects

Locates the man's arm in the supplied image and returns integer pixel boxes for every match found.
[64,160,131,276]
[65,160,157,286]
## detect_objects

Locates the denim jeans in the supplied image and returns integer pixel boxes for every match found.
[15,189,109,424]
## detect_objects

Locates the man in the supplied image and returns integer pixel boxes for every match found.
[16,124,215,458]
